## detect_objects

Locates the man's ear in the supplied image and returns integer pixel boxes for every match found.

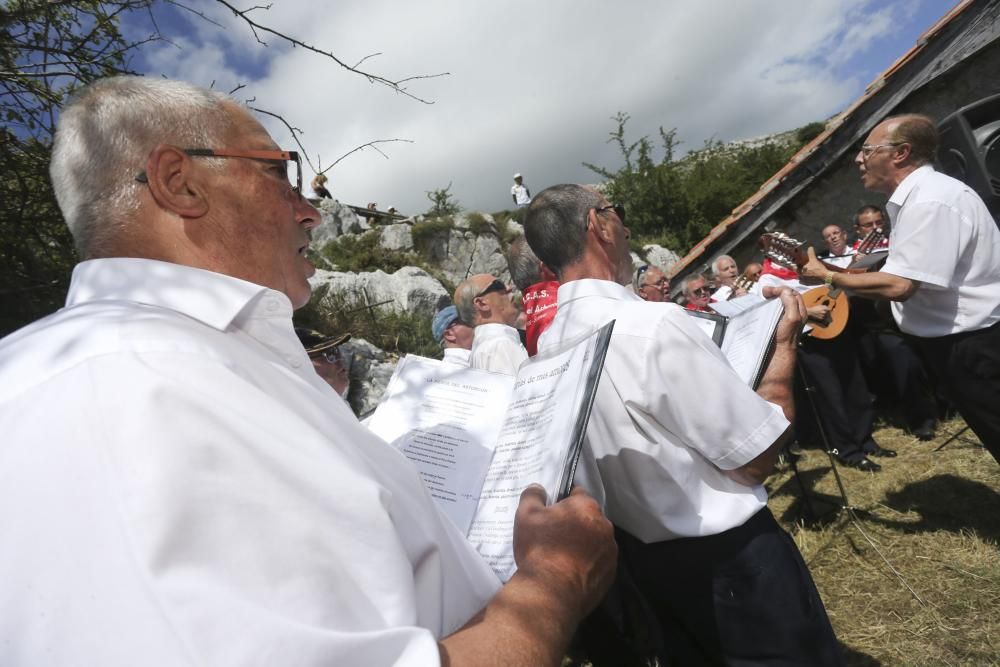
[892,142,914,167]
[589,208,616,244]
[473,295,491,319]
[143,144,210,219]
[442,326,458,345]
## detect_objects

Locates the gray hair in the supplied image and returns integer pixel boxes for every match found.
[454,280,480,326]
[681,273,708,295]
[507,236,543,291]
[50,76,234,257]
[524,184,604,277]
[711,255,735,275]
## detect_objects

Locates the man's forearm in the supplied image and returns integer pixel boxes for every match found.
[756,339,796,423]
[438,571,582,667]
[728,339,797,486]
[827,270,915,301]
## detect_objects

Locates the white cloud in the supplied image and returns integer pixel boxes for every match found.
[131,0,937,216]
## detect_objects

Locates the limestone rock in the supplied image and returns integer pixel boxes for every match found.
[312,199,369,245]
[309,266,449,319]
[643,244,681,272]
[379,223,413,252]
[341,338,396,418]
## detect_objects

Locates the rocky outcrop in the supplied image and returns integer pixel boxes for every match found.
[643,244,681,272]
[309,266,450,319]
[341,338,397,419]
[312,198,371,245]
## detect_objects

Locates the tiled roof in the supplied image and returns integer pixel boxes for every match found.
[668,0,976,279]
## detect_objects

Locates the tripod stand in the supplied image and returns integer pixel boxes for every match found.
[786,357,858,524]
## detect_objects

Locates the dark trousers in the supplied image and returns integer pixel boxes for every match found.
[858,331,938,430]
[797,335,876,462]
[911,321,1000,463]
[620,508,844,667]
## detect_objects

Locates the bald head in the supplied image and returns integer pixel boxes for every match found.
[454,274,519,327]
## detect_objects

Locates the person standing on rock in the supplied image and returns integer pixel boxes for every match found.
[511,173,532,208]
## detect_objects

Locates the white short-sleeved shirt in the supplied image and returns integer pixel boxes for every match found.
[0,258,500,666]
[511,184,531,206]
[882,165,1000,337]
[442,346,472,366]
[469,322,528,376]
[537,279,789,544]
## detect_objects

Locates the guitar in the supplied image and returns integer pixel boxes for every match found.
[758,233,849,340]
[724,269,760,301]
[848,227,889,271]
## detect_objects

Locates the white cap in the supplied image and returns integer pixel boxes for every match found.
[513,173,522,179]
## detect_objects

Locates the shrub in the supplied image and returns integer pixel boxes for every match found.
[317,231,415,273]
[425,182,462,217]
[296,286,439,358]
[411,217,454,260]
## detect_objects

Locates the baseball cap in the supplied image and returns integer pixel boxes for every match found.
[432,306,460,342]
[295,328,351,355]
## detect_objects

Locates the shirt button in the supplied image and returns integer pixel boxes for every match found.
[266,299,279,311]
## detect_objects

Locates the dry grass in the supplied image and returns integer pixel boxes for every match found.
[767,418,1000,666]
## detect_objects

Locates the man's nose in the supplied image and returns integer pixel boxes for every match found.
[297,197,321,230]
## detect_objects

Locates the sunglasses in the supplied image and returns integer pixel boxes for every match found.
[475,279,508,298]
[691,287,713,297]
[595,203,626,223]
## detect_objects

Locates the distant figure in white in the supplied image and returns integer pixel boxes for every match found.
[511,173,532,208]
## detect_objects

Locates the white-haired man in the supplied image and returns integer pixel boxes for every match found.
[0,76,615,665]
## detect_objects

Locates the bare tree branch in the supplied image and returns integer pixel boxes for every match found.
[212,0,449,104]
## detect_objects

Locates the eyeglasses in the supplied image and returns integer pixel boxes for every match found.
[595,204,626,223]
[136,147,302,195]
[859,143,902,159]
[691,287,712,297]
[311,347,345,365]
[475,279,508,298]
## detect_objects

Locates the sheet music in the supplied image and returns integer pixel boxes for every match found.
[367,357,512,534]
[719,298,784,386]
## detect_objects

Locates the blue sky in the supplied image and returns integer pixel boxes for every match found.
[124,0,958,215]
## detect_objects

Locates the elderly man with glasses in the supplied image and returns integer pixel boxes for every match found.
[633,264,670,303]
[681,273,715,313]
[0,76,617,665]
[296,328,352,397]
[525,184,842,666]
[801,114,1000,464]
[431,305,474,366]
[454,273,528,375]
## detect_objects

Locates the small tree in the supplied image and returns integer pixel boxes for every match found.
[425,182,462,217]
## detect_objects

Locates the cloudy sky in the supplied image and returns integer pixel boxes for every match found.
[126,0,951,215]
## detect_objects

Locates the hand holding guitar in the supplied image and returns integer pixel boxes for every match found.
[798,247,831,285]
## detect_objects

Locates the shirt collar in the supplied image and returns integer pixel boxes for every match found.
[473,322,521,343]
[556,278,640,307]
[888,164,934,211]
[66,258,286,331]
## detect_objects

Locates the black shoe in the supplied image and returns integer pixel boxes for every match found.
[912,419,937,441]
[868,446,897,458]
[840,457,882,472]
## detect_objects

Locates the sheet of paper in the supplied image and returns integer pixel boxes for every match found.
[720,298,784,386]
[367,356,513,534]
[710,293,765,318]
[468,335,597,581]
